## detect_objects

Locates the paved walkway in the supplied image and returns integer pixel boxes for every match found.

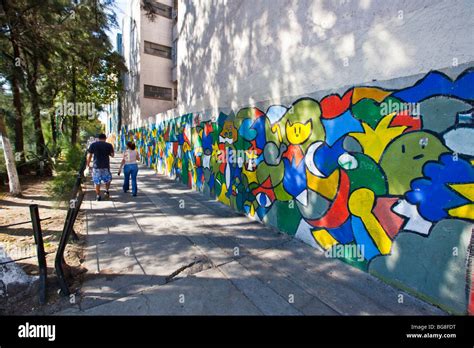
[59,156,445,315]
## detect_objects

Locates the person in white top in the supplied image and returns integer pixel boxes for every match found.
[118,141,140,196]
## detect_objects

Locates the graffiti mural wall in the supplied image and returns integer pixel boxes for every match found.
[121,68,474,314]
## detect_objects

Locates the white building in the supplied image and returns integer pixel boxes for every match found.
[121,0,178,129]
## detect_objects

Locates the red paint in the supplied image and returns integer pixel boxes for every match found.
[218,143,226,173]
[373,197,405,239]
[248,140,263,156]
[188,172,192,188]
[204,122,213,136]
[261,177,273,189]
[390,110,422,131]
[469,287,474,315]
[252,108,265,118]
[320,89,353,119]
[183,131,191,145]
[283,145,305,166]
[252,183,276,202]
[307,170,350,229]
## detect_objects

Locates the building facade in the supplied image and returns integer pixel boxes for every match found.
[121,0,177,130]
[121,0,474,315]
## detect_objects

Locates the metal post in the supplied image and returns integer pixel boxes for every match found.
[70,191,85,239]
[54,150,88,296]
[29,204,47,305]
[54,207,74,296]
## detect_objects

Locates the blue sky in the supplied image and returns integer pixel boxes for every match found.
[108,0,129,50]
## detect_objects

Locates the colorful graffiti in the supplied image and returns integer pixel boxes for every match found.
[121,68,474,314]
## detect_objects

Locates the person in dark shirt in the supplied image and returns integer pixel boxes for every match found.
[86,133,114,201]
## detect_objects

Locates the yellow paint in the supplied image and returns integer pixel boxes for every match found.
[448,183,474,220]
[448,204,474,220]
[286,120,312,145]
[271,124,283,143]
[306,169,339,200]
[182,142,191,152]
[352,87,392,104]
[350,113,406,163]
[348,188,392,255]
[220,121,237,141]
[312,229,338,249]
[242,165,258,184]
[211,143,220,158]
[166,154,174,174]
[217,184,230,206]
[249,203,255,217]
[450,183,474,200]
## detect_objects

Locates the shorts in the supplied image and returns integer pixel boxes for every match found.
[92,168,112,185]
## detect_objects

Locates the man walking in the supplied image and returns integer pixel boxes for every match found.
[86,133,114,201]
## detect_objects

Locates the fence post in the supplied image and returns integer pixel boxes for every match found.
[54,150,87,296]
[29,204,47,305]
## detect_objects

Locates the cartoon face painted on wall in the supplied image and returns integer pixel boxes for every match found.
[220,121,237,144]
[285,120,312,144]
[380,131,449,195]
[280,98,325,151]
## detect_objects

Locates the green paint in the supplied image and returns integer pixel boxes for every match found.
[275,201,302,236]
[380,132,448,195]
[369,220,473,314]
[274,182,293,201]
[346,153,387,195]
[256,161,285,187]
[351,97,405,128]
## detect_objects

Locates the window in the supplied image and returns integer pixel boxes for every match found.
[171,40,177,65]
[144,41,172,59]
[151,2,172,19]
[144,84,172,101]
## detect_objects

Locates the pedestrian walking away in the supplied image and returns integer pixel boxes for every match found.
[86,133,115,201]
[118,141,140,196]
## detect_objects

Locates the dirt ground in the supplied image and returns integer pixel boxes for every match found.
[0,176,87,315]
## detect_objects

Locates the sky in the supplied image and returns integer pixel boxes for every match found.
[99,0,128,124]
[108,0,129,50]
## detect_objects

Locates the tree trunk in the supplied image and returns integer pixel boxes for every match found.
[25,55,52,176]
[50,112,57,145]
[71,65,78,145]
[3,0,25,171]
[0,110,21,196]
[26,59,45,156]
[11,40,25,164]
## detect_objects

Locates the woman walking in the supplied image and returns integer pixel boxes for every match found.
[118,141,140,196]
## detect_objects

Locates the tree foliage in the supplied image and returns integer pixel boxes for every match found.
[0,0,126,179]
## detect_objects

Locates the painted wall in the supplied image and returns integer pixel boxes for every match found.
[175,0,474,116]
[121,67,474,314]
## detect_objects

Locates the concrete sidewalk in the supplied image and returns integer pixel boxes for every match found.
[58,156,445,315]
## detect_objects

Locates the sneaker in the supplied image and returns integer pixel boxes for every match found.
[104,191,110,199]
[132,193,137,197]
[96,195,101,201]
